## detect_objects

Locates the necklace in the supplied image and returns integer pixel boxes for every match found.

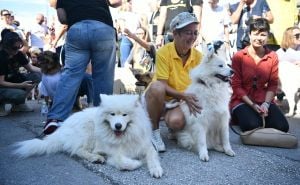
[178,52,189,58]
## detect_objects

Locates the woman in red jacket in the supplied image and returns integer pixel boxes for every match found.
[230,18,289,132]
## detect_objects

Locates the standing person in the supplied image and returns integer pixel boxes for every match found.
[0,29,41,116]
[229,0,273,50]
[230,18,289,133]
[25,13,49,51]
[145,12,202,152]
[0,9,15,35]
[43,0,122,135]
[155,0,203,47]
[117,0,142,67]
[200,0,230,61]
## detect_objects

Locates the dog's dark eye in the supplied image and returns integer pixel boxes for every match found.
[122,114,127,116]
[110,113,115,116]
[218,64,223,67]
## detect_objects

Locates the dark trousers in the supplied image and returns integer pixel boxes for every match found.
[232,103,289,132]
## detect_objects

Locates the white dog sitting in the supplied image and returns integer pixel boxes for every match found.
[168,44,235,161]
[13,94,163,178]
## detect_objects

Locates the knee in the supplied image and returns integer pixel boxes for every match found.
[167,116,185,131]
[145,81,165,101]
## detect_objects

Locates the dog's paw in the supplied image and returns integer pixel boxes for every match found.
[149,165,163,178]
[88,154,105,164]
[225,149,235,157]
[121,159,143,171]
[199,151,209,162]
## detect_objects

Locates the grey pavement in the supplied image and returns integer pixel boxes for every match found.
[0,100,299,185]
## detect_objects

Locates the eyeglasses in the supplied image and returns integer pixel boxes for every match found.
[294,33,300,40]
[2,13,10,17]
[181,30,199,37]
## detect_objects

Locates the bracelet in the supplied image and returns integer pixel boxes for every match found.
[263,101,271,108]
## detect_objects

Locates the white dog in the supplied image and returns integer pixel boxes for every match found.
[279,61,300,116]
[13,94,163,178]
[168,45,235,162]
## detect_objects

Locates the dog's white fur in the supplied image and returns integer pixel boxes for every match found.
[170,48,235,161]
[279,61,300,116]
[13,94,163,178]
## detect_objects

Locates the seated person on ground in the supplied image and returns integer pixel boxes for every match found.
[0,29,41,116]
[145,12,202,152]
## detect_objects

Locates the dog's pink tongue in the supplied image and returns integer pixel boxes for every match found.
[114,131,122,137]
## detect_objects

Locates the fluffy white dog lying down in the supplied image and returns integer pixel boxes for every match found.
[13,94,163,178]
[167,45,235,161]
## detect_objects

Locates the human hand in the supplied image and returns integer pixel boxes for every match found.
[259,102,270,117]
[155,35,164,48]
[182,93,202,116]
[123,28,132,37]
[22,81,35,90]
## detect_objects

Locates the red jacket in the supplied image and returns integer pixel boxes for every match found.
[230,47,279,111]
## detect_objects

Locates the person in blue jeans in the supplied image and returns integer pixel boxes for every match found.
[44,0,122,135]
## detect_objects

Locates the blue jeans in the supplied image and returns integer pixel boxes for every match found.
[120,35,133,67]
[47,20,116,121]
[78,73,94,104]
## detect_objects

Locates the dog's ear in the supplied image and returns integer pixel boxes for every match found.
[202,42,215,60]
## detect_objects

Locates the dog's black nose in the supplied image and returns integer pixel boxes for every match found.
[230,70,234,75]
[115,123,122,130]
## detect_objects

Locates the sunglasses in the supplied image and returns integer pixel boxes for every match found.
[294,33,300,40]
[2,13,10,17]
[181,30,199,36]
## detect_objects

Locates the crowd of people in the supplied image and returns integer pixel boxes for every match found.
[0,0,299,152]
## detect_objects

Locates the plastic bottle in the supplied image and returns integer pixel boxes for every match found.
[41,101,48,118]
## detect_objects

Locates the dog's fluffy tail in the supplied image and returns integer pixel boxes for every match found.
[13,137,62,158]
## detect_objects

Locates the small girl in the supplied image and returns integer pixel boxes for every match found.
[37,51,61,106]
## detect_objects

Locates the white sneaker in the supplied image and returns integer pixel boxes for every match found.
[11,104,34,112]
[0,104,9,117]
[151,129,166,152]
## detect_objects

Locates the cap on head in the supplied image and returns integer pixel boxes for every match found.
[169,12,199,31]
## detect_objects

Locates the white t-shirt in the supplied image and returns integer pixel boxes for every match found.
[38,72,61,98]
[28,23,48,49]
[201,3,230,42]
[276,48,300,64]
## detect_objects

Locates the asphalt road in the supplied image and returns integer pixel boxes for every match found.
[0,100,299,185]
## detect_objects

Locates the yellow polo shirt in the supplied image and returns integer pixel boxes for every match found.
[154,42,202,99]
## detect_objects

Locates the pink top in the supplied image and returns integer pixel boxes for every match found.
[230,47,279,111]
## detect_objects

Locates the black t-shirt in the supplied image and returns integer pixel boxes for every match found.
[0,50,29,82]
[57,0,113,29]
[160,0,203,34]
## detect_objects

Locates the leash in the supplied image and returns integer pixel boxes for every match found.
[230,115,266,136]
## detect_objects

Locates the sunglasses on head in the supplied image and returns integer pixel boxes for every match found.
[294,33,300,40]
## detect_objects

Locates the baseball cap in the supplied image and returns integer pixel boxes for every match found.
[169,12,199,31]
